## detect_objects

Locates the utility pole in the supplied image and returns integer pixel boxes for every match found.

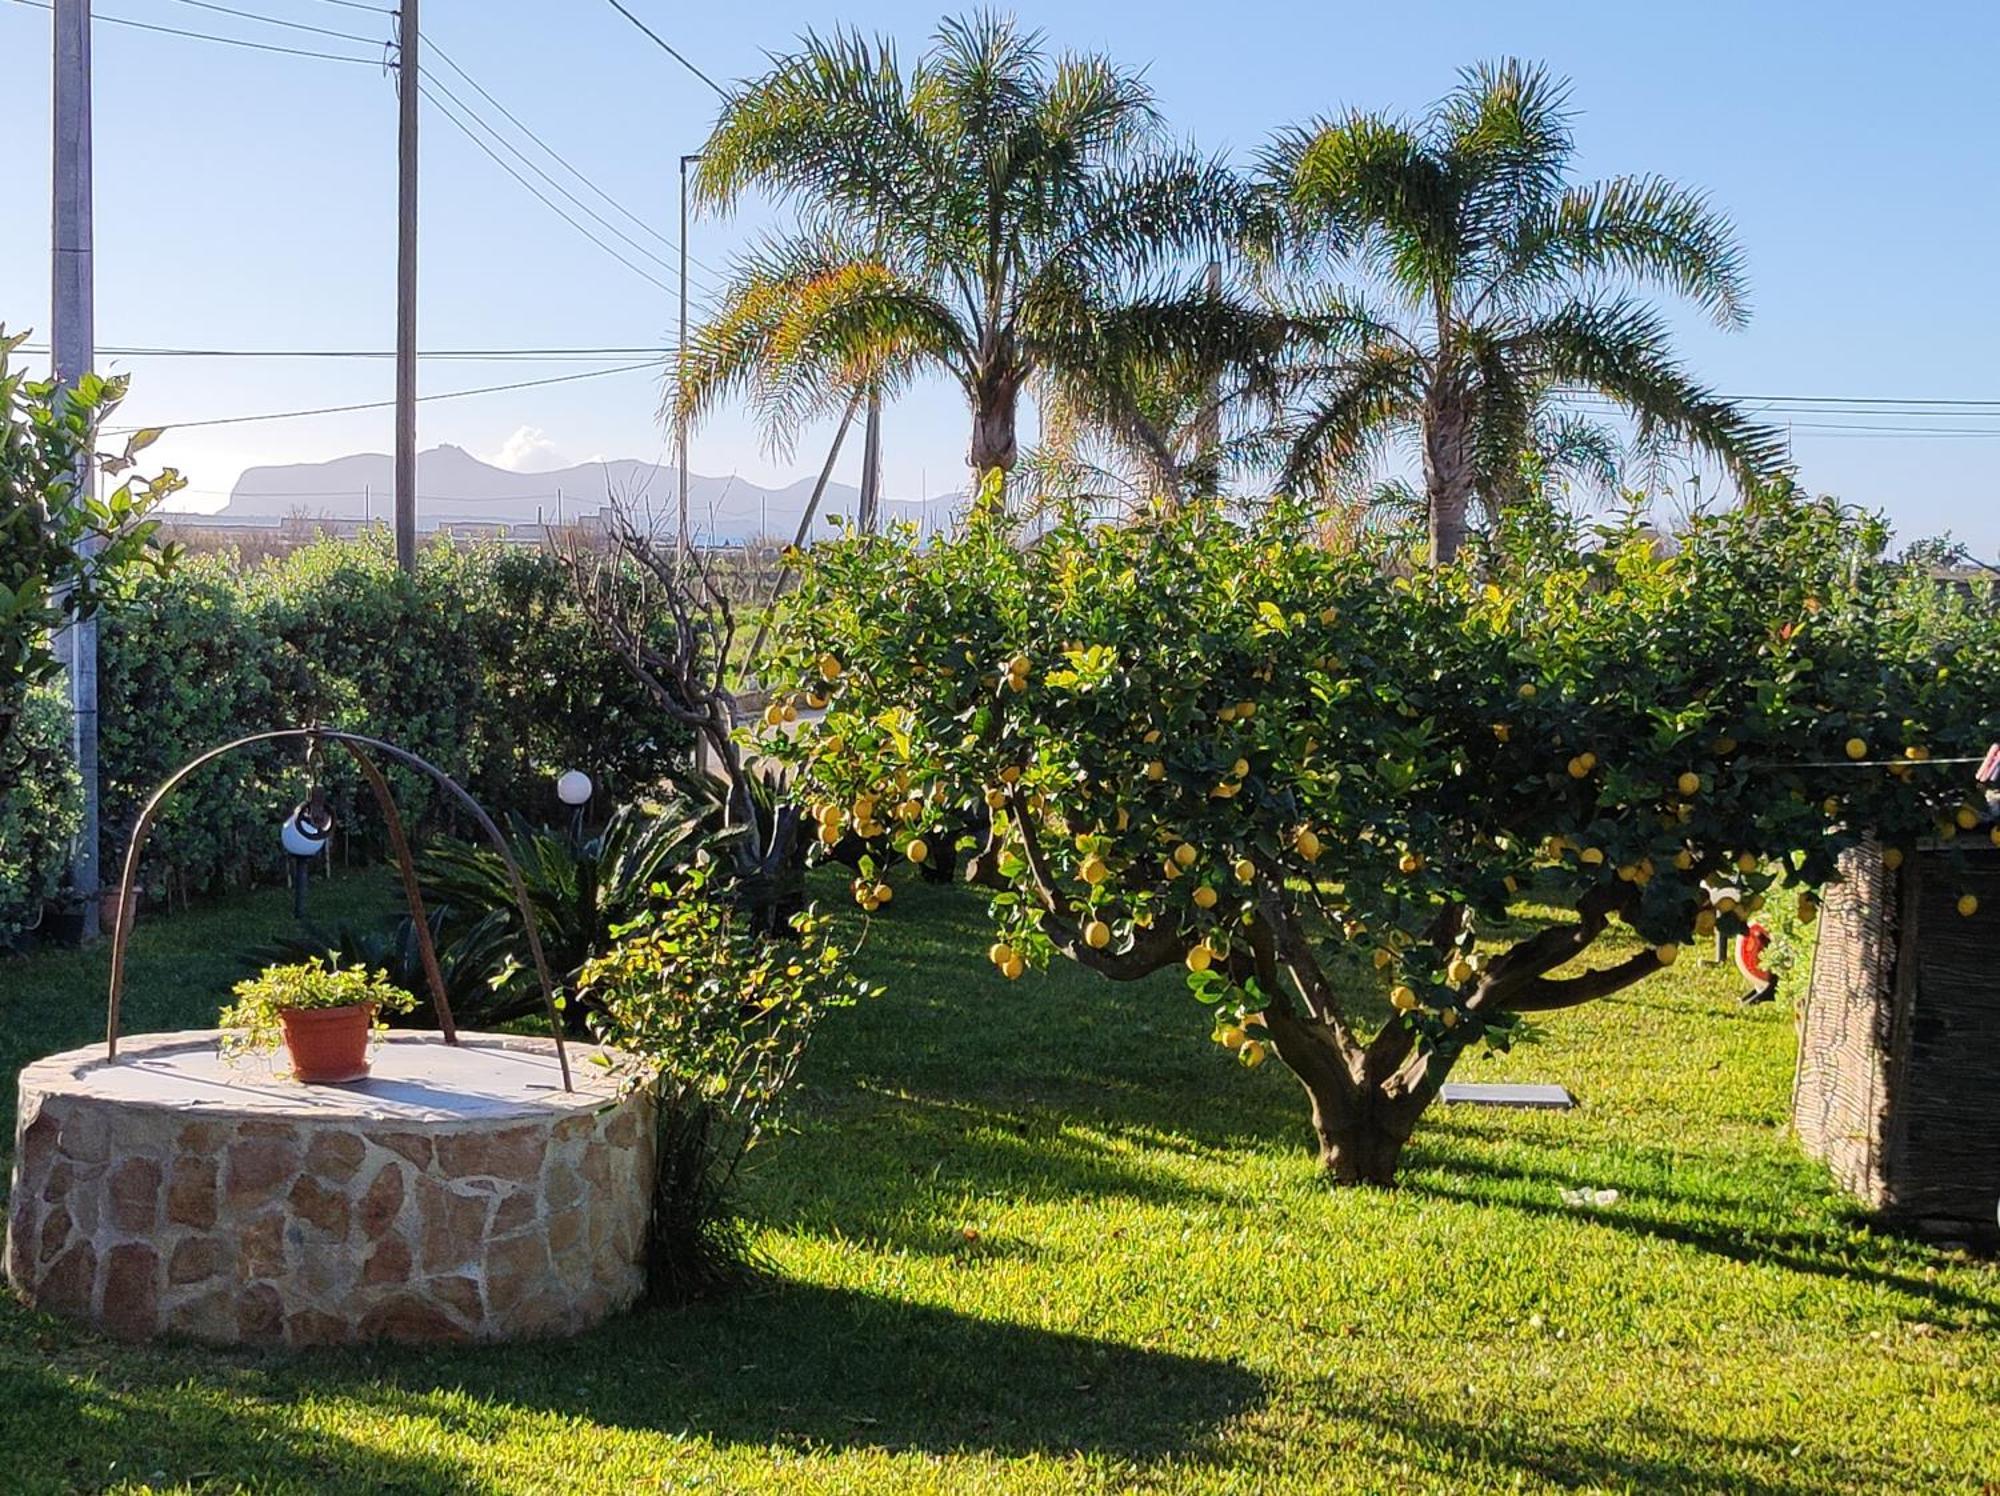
[678,152,702,555]
[393,0,420,572]
[857,390,883,533]
[53,0,100,939]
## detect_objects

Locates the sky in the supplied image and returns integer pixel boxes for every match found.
[2,0,1997,551]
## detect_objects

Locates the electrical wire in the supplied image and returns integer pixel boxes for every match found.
[417,83,677,295]
[109,360,661,432]
[17,344,672,361]
[157,0,383,46]
[418,66,691,283]
[2,0,384,64]
[420,35,726,283]
[598,0,725,96]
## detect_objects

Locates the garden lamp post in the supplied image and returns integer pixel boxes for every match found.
[556,768,593,846]
[281,797,334,920]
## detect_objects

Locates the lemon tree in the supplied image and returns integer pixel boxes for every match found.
[766,490,1999,1183]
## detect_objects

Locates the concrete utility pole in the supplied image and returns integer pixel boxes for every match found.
[857,391,883,533]
[677,153,704,554]
[53,0,100,939]
[393,0,420,572]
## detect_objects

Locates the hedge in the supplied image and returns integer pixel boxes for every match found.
[93,535,689,905]
[0,687,83,945]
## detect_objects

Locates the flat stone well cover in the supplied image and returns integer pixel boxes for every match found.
[7,1031,656,1346]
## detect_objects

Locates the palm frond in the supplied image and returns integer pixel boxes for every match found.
[1522,296,1786,489]
[1509,175,1749,327]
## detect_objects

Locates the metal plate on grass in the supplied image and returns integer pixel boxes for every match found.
[1438,1082,1576,1109]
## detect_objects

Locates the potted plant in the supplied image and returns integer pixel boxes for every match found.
[220,959,418,1083]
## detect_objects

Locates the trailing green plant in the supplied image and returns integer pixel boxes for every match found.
[577,866,875,1302]
[0,687,82,947]
[218,957,417,1059]
[263,904,513,1033]
[415,797,720,1028]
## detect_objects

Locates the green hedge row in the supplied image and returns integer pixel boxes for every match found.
[83,535,686,912]
[0,688,83,944]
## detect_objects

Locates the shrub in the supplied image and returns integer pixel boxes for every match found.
[93,535,693,900]
[768,491,2000,1183]
[578,868,874,1301]
[1,328,176,772]
[0,687,82,946]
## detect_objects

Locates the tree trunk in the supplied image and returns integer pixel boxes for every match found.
[1422,396,1476,566]
[1296,1069,1417,1186]
[968,376,1020,501]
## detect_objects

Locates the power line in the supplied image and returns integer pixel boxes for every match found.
[418,66,685,281]
[599,0,725,96]
[18,343,672,361]
[111,360,660,432]
[157,0,383,46]
[419,82,677,296]
[3,0,384,64]
[420,35,725,283]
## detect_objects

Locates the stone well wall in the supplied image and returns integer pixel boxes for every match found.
[6,1032,655,1346]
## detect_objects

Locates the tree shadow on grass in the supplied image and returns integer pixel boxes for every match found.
[1297,1378,1909,1496]
[0,1338,489,1495]
[1398,1145,2000,1326]
[3,1283,1265,1485]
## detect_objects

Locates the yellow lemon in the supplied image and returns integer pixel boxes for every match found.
[1398,852,1424,874]
[1192,884,1219,910]
[873,883,894,905]
[1566,756,1590,780]
[1677,772,1701,796]
[988,943,1012,967]
[1294,827,1323,861]
[1218,1025,1246,1051]
[1185,945,1214,973]
[1231,758,1250,779]
[1518,683,1537,699]
[1844,737,1868,761]
[1882,847,1904,870]
[1956,805,1980,830]
[1447,957,1475,986]
[818,654,844,682]
[1390,984,1418,1011]
[1440,1008,1461,1029]
[1079,855,1110,886]
[1240,1040,1268,1068]
[1958,893,1980,918]
[1001,955,1025,980]
[1007,654,1030,678]
[1673,849,1694,871]
[1372,948,1394,970]
[1173,843,1199,868]
[1083,919,1112,949]
[904,838,928,865]
[1144,760,1166,781]
[1579,847,1605,866]
[1234,858,1256,884]
[1736,852,1758,874]
[1693,910,1717,936]
[1655,943,1680,966]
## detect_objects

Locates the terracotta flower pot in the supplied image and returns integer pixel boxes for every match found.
[278,1002,377,1083]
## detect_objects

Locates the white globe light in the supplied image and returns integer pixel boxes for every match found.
[281,807,333,858]
[556,769,594,807]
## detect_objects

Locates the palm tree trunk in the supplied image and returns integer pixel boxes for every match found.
[968,373,1021,503]
[1422,399,1476,565]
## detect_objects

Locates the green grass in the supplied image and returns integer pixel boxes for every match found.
[2,872,1996,1493]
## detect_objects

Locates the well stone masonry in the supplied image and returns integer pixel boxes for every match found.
[6,1031,655,1346]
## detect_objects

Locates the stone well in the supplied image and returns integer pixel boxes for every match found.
[6,1031,655,1346]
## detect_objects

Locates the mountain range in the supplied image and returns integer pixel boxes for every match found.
[197,444,964,542]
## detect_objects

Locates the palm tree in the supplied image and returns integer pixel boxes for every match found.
[679,12,1270,497]
[1259,59,1784,562]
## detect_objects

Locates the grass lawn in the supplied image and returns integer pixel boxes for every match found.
[1,870,1996,1493]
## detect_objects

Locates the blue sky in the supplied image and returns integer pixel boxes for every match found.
[3,0,1997,550]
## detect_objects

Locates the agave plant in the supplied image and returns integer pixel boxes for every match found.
[416,796,721,1028]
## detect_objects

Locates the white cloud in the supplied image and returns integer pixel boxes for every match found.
[490,426,571,473]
